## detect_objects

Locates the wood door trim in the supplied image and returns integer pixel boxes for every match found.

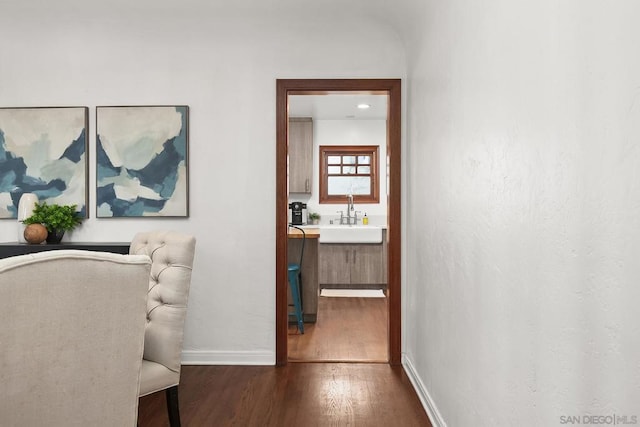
[276,78,402,365]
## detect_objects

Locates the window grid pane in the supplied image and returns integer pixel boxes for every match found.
[343,166,356,175]
[343,156,356,164]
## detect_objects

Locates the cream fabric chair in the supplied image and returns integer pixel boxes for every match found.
[0,250,151,427]
[130,231,196,427]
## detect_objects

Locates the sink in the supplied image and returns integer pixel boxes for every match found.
[318,225,383,244]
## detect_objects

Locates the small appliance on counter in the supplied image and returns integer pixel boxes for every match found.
[288,202,308,225]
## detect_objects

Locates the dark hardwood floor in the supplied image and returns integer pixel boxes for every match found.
[138,296,430,426]
[288,295,388,362]
[138,364,432,426]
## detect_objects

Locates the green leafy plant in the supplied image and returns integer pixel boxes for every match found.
[22,202,83,232]
[308,212,321,221]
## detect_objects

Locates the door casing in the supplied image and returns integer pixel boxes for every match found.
[276,78,401,365]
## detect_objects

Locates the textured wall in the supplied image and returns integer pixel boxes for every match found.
[0,1,405,364]
[401,1,640,425]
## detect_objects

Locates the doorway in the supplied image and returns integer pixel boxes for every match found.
[276,79,401,366]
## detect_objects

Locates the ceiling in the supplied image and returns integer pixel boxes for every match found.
[288,94,388,120]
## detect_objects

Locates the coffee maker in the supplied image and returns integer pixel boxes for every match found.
[288,202,307,225]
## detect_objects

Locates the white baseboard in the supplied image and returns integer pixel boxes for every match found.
[402,354,447,427]
[181,350,275,365]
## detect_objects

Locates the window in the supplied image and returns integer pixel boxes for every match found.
[319,145,379,204]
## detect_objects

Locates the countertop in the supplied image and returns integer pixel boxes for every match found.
[296,222,388,229]
[288,227,320,239]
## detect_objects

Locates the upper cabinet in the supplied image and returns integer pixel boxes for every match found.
[288,117,313,194]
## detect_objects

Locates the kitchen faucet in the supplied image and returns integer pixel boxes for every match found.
[337,194,360,225]
[343,194,357,225]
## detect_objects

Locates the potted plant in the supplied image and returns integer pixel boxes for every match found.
[308,212,321,225]
[22,202,83,244]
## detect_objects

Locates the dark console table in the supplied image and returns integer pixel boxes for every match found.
[0,242,130,259]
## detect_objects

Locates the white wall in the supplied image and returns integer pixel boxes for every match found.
[0,1,405,364]
[399,0,640,425]
[290,119,388,223]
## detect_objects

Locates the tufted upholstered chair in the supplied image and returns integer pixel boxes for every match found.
[0,250,151,426]
[130,231,196,427]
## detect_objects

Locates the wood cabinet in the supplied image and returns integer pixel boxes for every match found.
[318,232,387,289]
[288,117,313,193]
[318,245,351,285]
[350,244,386,284]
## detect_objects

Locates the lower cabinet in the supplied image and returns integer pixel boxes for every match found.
[319,235,387,289]
[350,244,386,285]
[318,245,351,284]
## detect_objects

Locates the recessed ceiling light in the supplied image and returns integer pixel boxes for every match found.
[357,103,371,109]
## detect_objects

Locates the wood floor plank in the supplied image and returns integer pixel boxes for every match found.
[288,296,388,362]
[138,364,432,426]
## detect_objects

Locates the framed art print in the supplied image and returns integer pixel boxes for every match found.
[96,105,189,217]
[0,107,88,219]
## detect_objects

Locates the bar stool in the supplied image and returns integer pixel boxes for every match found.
[288,225,305,334]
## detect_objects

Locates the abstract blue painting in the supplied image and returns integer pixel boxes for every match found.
[96,106,189,217]
[0,107,88,219]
